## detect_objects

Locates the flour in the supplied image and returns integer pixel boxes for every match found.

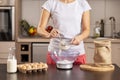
[57,60,73,64]
[59,40,70,50]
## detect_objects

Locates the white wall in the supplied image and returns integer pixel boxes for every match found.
[21,0,45,27]
[88,0,120,37]
[21,0,120,37]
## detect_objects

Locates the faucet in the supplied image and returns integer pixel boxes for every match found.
[109,17,116,38]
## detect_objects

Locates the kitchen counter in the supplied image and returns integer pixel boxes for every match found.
[17,37,50,42]
[17,37,120,43]
[84,37,120,43]
[1,64,120,80]
[16,37,120,64]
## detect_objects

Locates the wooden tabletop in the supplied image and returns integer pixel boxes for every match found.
[0,64,120,80]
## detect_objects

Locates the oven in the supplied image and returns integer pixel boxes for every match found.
[0,1,15,41]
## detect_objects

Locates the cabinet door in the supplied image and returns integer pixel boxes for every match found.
[32,43,49,63]
[111,43,120,67]
[0,42,15,64]
[84,43,95,63]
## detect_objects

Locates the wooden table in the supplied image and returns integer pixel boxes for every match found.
[0,64,120,80]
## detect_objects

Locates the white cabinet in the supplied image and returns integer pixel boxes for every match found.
[32,43,49,63]
[0,42,15,64]
[111,43,120,67]
[84,42,95,63]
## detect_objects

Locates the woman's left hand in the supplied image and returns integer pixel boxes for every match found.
[71,36,82,45]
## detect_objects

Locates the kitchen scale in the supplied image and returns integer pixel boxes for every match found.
[56,60,74,69]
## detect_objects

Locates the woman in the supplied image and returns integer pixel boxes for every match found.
[37,0,91,65]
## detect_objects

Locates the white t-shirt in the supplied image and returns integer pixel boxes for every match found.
[42,0,91,55]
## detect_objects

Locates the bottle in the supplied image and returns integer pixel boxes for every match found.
[7,47,17,73]
[93,21,101,38]
[100,19,104,37]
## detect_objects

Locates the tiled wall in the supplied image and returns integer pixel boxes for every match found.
[22,0,120,37]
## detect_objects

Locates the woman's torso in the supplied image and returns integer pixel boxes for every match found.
[44,0,89,55]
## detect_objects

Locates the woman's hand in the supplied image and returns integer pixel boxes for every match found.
[71,36,82,45]
[49,29,59,38]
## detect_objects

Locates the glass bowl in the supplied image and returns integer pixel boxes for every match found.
[50,49,79,69]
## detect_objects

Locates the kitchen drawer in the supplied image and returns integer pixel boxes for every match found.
[0,42,15,52]
[0,42,15,64]
[0,53,8,58]
[0,58,7,64]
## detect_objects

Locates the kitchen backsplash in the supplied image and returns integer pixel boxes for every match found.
[21,0,120,37]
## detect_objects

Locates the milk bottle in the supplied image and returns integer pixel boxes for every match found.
[7,47,17,73]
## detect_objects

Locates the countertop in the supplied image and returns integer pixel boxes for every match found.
[17,37,120,43]
[1,64,120,80]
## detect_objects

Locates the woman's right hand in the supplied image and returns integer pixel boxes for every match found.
[49,29,59,38]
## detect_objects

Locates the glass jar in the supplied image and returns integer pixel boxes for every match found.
[7,47,17,73]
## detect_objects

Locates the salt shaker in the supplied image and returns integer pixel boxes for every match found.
[7,47,17,73]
